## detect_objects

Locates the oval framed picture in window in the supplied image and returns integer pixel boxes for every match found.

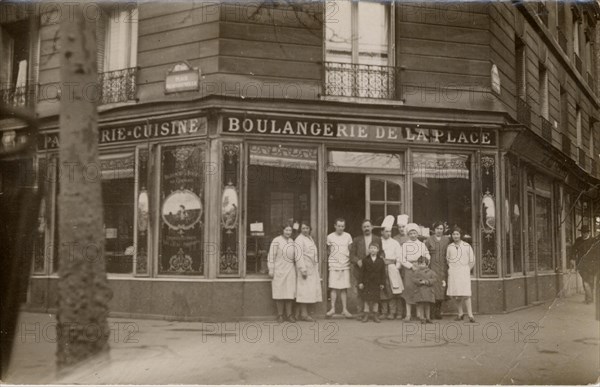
[161,189,203,231]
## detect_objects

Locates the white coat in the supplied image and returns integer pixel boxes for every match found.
[268,235,304,300]
[294,234,322,303]
[446,241,475,297]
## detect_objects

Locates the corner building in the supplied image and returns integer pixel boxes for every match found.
[1,1,599,319]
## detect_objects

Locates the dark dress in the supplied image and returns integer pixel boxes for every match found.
[425,235,450,301]
[410,267,437,304]
[359,255,386,302]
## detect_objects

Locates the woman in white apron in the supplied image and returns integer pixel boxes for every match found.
[294,221,322,321]
[446,226,476,323]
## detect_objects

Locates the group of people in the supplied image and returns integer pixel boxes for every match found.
[267,214,477,324]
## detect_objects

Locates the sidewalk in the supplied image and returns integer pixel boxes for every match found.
[4,295,599,385]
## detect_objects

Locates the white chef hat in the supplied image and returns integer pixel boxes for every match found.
[397,214,409,226]
[381,215,395,231]
[406,223,421,235]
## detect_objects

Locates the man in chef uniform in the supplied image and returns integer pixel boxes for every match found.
[379,215,404,319]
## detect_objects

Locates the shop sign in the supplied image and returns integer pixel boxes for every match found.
[39,116,207,150]
[223,115,496,146]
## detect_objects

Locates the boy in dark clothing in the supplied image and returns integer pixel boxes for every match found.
[358,242,386,323]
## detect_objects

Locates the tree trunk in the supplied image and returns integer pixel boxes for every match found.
[56,4,112,368]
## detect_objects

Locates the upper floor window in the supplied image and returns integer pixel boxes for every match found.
[573,17,581,56]
[323,0,396,100]
[1,19,38,107]
[97,4,138,104]
[538,63,548,119]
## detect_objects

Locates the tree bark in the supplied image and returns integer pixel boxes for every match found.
[57,4,112,368]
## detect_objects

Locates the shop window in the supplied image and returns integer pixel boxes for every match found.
[135,147,149,275]
[535,195,553,271]
[219,143,241,276]
[527,193,536,272]
[32,156,56,275]
[525,170,555,272]
[412,153,473,238]
[101,153,135,274]
[246,144,317,275]
[509,158,523,274]
[367,176,403,227]
[158,143,205,275]
[565,193,575,264]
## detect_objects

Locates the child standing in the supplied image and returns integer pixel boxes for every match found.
[358,242,386,323]
[412,256,437,324]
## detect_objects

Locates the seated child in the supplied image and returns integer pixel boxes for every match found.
[412,256,437,324]
[358,242,386,323]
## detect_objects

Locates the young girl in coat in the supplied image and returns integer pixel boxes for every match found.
[412,256,437,324]
[358,242,386,323]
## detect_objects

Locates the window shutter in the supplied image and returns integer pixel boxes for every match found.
[96,13,106,74]
[515,38,526,99]
[0,27,15,85]
[29,17,40,94]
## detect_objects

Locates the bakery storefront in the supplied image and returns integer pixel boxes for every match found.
[26,108,568,319]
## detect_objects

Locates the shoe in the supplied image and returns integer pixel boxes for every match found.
[299,315,314,322]
[455,314,465,321]
[420,318,426,324]
[355,313,364,321]
[342,310,353,319]
[276,315,284,323]
[287,315,297,323]
[434,313,443,320]
[325,309,335,318]
[386,314,395,320]
[425,319,433,324]
[361,313,369,323]
[468,316,476,323]
[403,316,412,322]
[373,314,381,323]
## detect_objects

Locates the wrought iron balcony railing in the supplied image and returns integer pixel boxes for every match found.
[1,85,30,108]
[557,27,568,53]
[540,115,552,142]
[98,67,137,105]
[323,62,399,100]
[517,97,531,127]
[574,53,582,74]
[561,133,572,156]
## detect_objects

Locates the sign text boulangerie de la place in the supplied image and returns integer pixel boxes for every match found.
[223,115,497,146]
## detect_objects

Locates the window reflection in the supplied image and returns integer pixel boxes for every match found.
[412,153,472,238]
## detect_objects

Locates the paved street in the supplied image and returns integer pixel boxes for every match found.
[5,295,599,385]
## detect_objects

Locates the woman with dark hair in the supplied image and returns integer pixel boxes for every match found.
[446,226,476,323]
[425,221,450,319]
[295,221,322,321]
[268,223,305,323]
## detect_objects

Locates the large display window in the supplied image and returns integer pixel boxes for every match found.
[158,143,206,275]
[245,144,318,275]
[412,152,473,238]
